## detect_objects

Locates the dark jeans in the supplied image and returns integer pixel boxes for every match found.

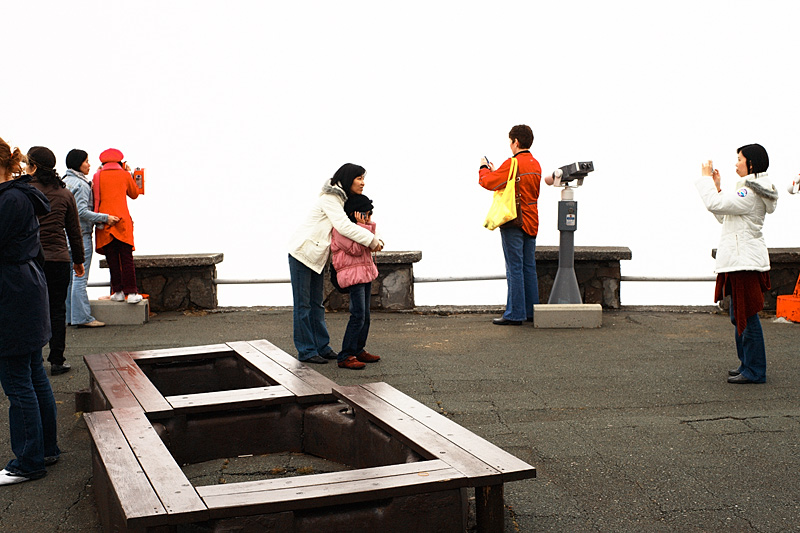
[339,282,371,361]
[730,304,767,383]
[0,349,59,479]
[288,255,334,361]
[101,238,137,294]
[499,226,539,321]
[43,261,70,365]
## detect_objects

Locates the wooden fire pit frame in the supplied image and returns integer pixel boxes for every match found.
[84,340,535,532]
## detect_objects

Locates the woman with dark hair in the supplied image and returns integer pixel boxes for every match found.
[63,149,119,328]
[27,146,85,376]
[287,163,383,364]
[696,143,778,384]
[0,137,61,485]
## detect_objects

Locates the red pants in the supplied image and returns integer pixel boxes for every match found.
[100,238,137,295]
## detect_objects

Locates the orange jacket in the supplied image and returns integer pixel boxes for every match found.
[479,151,542,236]
[93,165,139,251]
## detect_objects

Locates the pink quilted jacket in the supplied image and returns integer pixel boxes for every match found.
[331,221,379,289]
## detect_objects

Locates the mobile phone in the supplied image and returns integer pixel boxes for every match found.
[484,156,491,166]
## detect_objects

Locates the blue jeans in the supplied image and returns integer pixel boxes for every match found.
[66,232,96,326]
[730,305,767,383]
[340,282,371,361]
[499,227,539,321]
[288,255,334,361]
[0,349,59,479]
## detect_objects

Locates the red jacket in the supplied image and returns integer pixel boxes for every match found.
[479,151,542,236]
[93,163,139,251]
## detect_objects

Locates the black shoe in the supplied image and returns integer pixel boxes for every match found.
[50,363,71,375]
[727,373,754,384]
[492,318,522,326]
[303,355,329,364]
[44,455,60,466]
[526,317,533,323]
[320,351,338,360]
[728,369,741,376]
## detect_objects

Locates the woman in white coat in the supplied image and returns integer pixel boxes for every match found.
[696,144,778,384]
[288,164,383,364]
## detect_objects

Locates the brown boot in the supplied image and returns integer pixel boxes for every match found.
[338,356,366,370]
[356,350,381,363]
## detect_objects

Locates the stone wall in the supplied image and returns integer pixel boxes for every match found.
[325,251,421,311]
[101,253,223,312]
[325,247,631,311]
[536,246,632,309]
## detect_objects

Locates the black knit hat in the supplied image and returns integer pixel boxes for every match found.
[330,163,365,196]
[343,193,374,223]
[66,149,89,172]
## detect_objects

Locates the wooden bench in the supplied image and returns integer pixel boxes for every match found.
[332,382,536,532]
[84,340,340,417]
[85,408,208,530]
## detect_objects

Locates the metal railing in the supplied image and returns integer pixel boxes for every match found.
[88,274,716,288]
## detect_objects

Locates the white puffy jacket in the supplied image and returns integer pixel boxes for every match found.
[288,181,379,274]
[696,172,778,273]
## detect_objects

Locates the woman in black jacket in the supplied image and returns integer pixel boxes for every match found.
[0,137,61,486]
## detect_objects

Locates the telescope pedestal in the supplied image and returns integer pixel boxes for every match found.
[548,187,582,305]
[540,185,602,328]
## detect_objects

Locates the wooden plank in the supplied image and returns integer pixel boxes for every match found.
[165,385,295,413]
[89,368,142,410]
[226,341,330,401]
[129,343,232,362]
[84,352,116,372]
[105,352,173,416]
[112,407,209,523]
[198,460,465,518]
[246,339,339,396]
[198,459,455,497]
[362,382,536,483]
[332,385,500,482]
[84,411,167,528]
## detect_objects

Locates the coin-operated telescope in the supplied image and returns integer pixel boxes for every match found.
[545,161,595,304]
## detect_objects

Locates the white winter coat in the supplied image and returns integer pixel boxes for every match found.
[288,181,379,274]
[695,172,778,273]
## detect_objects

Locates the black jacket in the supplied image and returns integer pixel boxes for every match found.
[0,176,52,356]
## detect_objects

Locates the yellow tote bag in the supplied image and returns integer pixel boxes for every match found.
[483,158,519,230]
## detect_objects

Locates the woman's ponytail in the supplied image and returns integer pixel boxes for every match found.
[27,146,64,188]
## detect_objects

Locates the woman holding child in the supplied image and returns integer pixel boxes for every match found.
[288,163,383,365]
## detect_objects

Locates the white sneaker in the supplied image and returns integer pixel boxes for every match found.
[110,291,125,302]
[126,293,143,304]
[0,469,31,486]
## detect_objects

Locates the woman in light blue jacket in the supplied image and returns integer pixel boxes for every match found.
[63,150,119,328]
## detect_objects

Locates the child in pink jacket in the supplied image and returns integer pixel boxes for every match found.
[331,193,382,370]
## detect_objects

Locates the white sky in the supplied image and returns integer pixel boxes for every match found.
[5,1,799,305]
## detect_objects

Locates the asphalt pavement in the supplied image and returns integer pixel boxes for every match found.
[1,305,799,532]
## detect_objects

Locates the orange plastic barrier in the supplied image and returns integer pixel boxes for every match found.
[776,273,800,323]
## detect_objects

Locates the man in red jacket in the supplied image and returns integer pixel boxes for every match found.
[479,125,542,325]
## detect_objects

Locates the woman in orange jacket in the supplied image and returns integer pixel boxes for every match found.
[479,125,543,325]
[92,148,142,304]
